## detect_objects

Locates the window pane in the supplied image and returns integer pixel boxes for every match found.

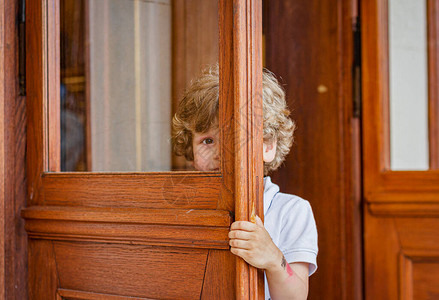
[60,0,219,171]
[389,0,429,170]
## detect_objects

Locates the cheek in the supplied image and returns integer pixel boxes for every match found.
[194,145,213,163]
[192,145,206,168]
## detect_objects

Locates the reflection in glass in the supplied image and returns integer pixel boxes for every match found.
[389,0,429,170]
[60,0,219,171]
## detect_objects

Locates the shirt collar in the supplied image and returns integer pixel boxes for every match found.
[263,176,279,215]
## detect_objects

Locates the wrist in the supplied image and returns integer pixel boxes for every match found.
[264,247,284,273]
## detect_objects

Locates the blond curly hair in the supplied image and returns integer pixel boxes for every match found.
[172,65,295,175]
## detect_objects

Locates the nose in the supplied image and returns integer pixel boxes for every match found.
[214,144,220,160]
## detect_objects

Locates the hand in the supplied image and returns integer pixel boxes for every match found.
[228,215,283,270]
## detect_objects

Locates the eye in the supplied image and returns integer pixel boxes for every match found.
[202,138,214,145]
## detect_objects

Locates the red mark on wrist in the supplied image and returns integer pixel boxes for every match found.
[286,262,294,277]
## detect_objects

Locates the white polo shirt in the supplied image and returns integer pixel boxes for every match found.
[263,177,318,299]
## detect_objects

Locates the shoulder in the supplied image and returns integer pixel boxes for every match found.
[270,192,314,218]
[265,189,317,236]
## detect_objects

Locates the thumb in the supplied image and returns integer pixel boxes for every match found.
[255,215,264,227]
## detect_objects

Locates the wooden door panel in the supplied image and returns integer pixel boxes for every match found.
[54,242,207,299]
[56,288,154,300]
[365,212,439,300]
[22,206,230,249]
[200,250,236,299]
[28,240,59,300]
[41,173,221,209]
[409,256,439,300]
[29,241,236,300]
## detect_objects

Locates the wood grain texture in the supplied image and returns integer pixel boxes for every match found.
[26,0,46,206]
[361,0,390,193]
[408,253,439,300]
[57,288,155,300]
[25,0,264,297]
[363,210,400,300]
[28,239,58,300]
[22,205,231,227]
[362,0,439,199]
[42,172,221,209]
[362,1,439,299]
[223,0,264,298]
[12,90,28,300]
[428,0,439,169]
[1,0,28,298]
[369,202,439,217]
[54,242,208,299]
[23,210,230,249]
[266,0,362,299]
[201,250,236,299]
[364,209,439,300]
[84,0,92,171]
[218,0,235,213]
[47,0,60,172]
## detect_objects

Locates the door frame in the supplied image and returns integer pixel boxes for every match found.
[24,0,265,298]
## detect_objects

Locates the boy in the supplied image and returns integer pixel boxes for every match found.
[172,66,318,300]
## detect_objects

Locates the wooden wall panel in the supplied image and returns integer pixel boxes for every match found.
[1,0,28,298]
[265,1,361,299]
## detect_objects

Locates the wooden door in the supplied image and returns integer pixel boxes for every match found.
[23,0,265,299]
[264,1,363,299]
[362,0,439,299]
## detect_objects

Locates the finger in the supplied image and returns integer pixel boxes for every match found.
[229,239,252,250]
[230,221,258,231]
[230,247,250,259]
[255,215,264,227]
[228,230,253,240]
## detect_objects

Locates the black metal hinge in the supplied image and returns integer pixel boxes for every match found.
[18,0,26,96]
[353,16,361,119]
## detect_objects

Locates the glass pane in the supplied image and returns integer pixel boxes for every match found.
[60,0,219,171]
[388,0,429,170]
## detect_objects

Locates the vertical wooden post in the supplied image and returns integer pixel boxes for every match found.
[47,0,60,172]
[428,0,439,169]
[220,0,264,298]
[26,0,47,205]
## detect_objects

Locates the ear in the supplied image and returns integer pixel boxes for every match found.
[263,139,277,163]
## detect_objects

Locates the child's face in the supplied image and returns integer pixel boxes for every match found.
[192,124,278,172]
[192,126,220,171]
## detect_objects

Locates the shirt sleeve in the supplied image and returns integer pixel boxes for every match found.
[279,198,318,276]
